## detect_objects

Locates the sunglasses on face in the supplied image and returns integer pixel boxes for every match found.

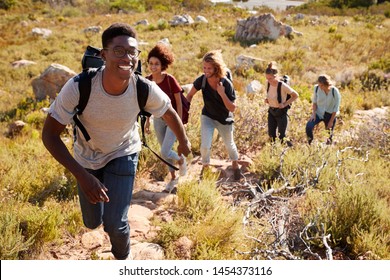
[265,68,277,75]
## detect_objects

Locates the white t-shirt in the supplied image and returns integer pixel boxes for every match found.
[49,69,170,170]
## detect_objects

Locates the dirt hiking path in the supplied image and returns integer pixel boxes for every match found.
[38,155,252,260]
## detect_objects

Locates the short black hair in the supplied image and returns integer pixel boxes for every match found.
[101,22,137,48]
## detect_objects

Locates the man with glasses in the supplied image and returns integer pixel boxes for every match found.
[42,23,191,260]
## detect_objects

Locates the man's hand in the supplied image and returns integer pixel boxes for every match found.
[177,139,191,158]
[78,172,109,204]
[217,82,225,97]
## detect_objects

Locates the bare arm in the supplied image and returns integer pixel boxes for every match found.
[309,103,318,122]
[161,106,191,157]
[327,112,337,129]
[186,86,198,103]
[281,91,299,108]
[42,114,109,204]
[173,91,183,121]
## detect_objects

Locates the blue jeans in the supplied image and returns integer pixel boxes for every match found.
[77,153,139,260]
[306,112,336,144]
[153,117,180,172]
[200,115,239,165]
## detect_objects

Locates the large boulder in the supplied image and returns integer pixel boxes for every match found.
[31,63,77,100]
[169,14,194,26]
[235,13,302,43]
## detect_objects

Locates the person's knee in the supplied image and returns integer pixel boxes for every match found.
[306,121,314,134]
[160,148,170,159]
[83,220,102,230]
[104,222,129,237]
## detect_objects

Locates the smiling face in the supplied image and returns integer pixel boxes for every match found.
[148,57,162,75]
[101,35,139,80]
[203,61,216,78]
[265,73,277,83]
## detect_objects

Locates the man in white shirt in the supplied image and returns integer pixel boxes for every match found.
[42,23,191,260]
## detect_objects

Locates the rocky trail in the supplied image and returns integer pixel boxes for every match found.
[38,156,253,260]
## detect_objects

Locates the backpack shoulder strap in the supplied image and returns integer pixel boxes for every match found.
[201,74,206,90]
[134,73,151,145]
[316,85,335,98]
[134,73,150,114]
[75,68,99,115]
[72,68,100,141]
[277,81,283,103]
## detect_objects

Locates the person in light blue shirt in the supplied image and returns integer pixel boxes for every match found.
[306,74,341,145]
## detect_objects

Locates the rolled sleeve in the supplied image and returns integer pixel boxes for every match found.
[48,78,78,125]
[144,82,171,118]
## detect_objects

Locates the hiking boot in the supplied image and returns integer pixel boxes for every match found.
[179,155,187,176]
[233,168,242,181]
[326,138,332,145]
[163,178,178,194]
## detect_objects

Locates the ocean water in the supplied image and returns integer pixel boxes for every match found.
[210,0,306,10]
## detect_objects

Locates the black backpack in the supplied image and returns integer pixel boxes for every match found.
[73,46,178,170]
[267,75,292,109]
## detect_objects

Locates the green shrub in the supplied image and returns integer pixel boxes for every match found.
[0,0,16,10]
[0,205,34,259]
[328,25,337,33]
[153,178,247,259]
[300,149,390,259]
[109,0,145,12]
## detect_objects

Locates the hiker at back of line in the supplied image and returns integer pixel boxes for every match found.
[146,43,188,193]
[306,74,341,145]
[186,50,241,181]
[264,62,298,145]
[42,22,191,260]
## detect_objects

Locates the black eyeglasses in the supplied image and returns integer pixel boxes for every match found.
[104,46,141,59]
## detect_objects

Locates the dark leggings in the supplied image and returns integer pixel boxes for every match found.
[268,108,288,142]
